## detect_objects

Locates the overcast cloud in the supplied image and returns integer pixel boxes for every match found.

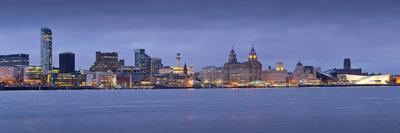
[0,0,399,73]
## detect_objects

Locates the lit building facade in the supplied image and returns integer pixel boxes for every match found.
[0,66,19,85]
[338,74,391,85]
[90,51,124,72]
[54,73,85,87]
[289,61,321,85]
[396,76,400,84]
[134,49,152,82]
[116,66,141,87]
[262,62,289,85]
[23,66,42,85]
[0,54,29,66]
[153,54,195,88]
[41,27,53,75]
[223,46,262,85]
[85,72,117,88]
[59,52,75,73]
[199,66,224,86]
[151,58,163,74]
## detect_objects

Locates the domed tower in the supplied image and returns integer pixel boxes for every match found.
[248,45,258,62]
[228,47,238,64]
[246,45,262,82]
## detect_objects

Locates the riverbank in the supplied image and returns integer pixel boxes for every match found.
[0,84,399,91]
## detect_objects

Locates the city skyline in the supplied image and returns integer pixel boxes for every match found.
[1,0,400,73]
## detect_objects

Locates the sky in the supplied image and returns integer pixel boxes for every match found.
[0,0,399,73]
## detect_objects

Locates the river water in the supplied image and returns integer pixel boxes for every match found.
[1,87,400,133]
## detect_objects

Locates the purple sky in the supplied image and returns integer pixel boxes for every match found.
[0,0,399,73]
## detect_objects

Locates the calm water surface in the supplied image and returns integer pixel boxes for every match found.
[1,87,400,133]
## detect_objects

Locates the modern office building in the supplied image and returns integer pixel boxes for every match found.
[151,58,163,74]
[134,49,152,82]
[54,73,85,87]
[0,66,19,85]
[40,27,53,75]
[59,52,75,73]
[85,72,117,88]
[223,46,262,85]
[0,54,29,66]
[23,66,42,85]
[199,66,224,86]
[90,51,124,72]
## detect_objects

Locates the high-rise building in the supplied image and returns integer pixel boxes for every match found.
[59,52,75,73]
[134,49,152,82]
[151,58,163,74]
[40,27,53,75]
[224,46,262,85]
[90,51,124,72]
[0,54,29,66]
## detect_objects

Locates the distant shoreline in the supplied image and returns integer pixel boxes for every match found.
[0,85,399,91]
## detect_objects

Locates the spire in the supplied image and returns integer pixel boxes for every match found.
[183,63,188,75]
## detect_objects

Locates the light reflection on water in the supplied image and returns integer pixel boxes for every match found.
[0,87,400,133]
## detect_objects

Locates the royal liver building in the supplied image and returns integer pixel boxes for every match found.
[224,46,262,84]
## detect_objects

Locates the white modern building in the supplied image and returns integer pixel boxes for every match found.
[338,74,391,85]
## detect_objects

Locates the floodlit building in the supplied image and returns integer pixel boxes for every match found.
[54,73,85,87]
[40,27,53,75]
[90,51,124,72]
[396,76,400,84]
[23,66,42,85]
[262,62,289,85]
[0,66,19,85]
[338,74,391,85]
[85,72,117,88]
[199,66,224,86]
[0,54,29,66]
[153,54,195,88]
[289,61,321,85]
[223,46,262,85]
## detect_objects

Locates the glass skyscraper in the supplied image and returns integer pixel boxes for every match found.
[40,27,53,75]
[134,49,152,82]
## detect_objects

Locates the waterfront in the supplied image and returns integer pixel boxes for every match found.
[1,87,400,133]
